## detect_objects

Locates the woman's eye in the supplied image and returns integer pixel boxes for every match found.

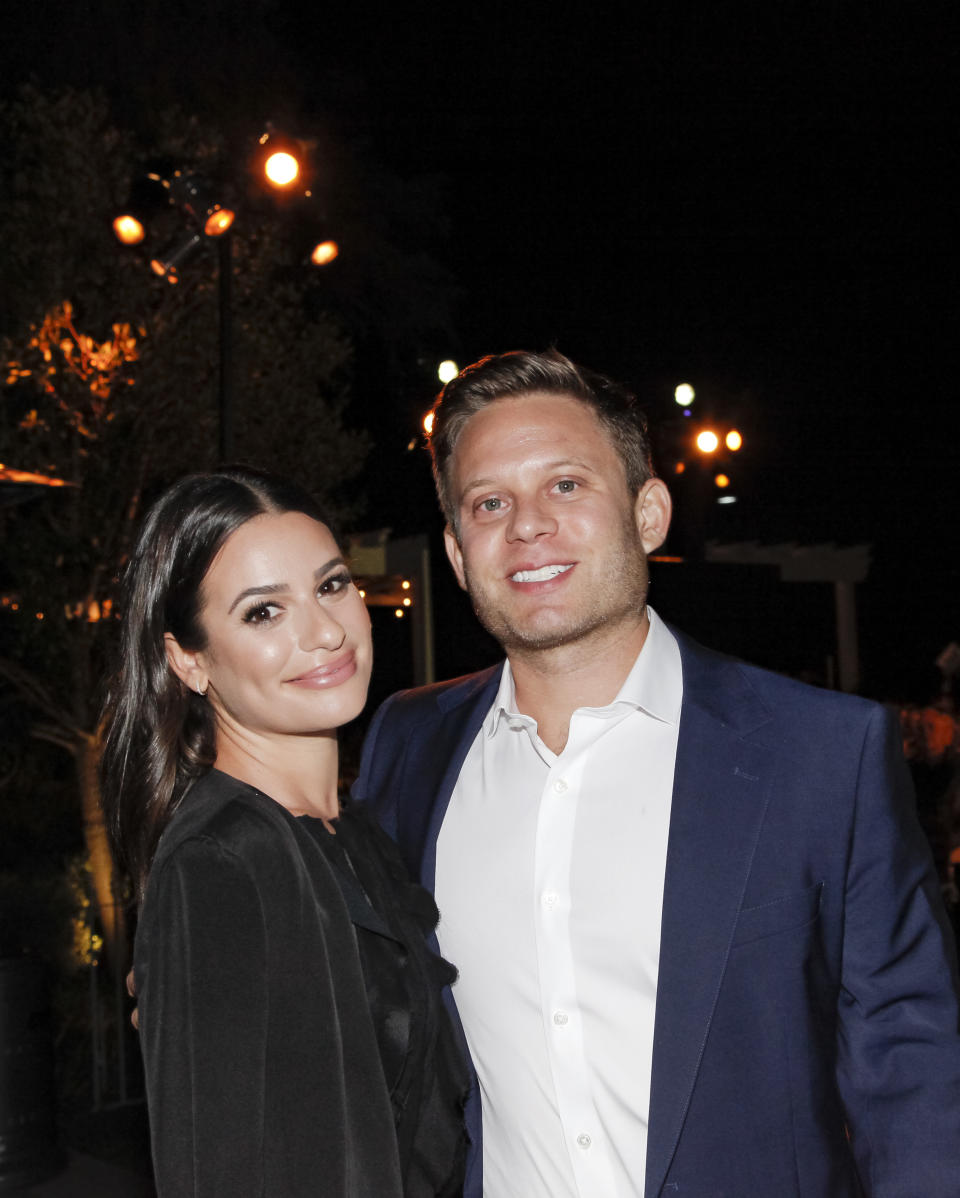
[555,478,578,494]
[242,603,280,625]
[319,571,351,597]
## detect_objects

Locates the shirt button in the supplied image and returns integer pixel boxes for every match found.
[553,1011,568,1026]
[553,778,568,794]
[577,1133,592,1149]
[542,891,559,909]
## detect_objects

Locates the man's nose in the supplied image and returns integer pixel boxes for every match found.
[505,496,558,543]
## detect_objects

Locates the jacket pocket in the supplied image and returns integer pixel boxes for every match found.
[731,881,823,948]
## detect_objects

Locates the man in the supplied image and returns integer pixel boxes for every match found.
[354,350,960,1197]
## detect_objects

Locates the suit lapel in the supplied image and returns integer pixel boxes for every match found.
[644,637,774,1197]
[415,665,502,895]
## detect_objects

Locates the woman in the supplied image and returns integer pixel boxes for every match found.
[100,467,467,1197]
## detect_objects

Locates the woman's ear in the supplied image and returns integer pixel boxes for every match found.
[164,633,208,697]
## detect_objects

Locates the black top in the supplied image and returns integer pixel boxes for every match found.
[134,769,467,1197]
[300,801,468,1197]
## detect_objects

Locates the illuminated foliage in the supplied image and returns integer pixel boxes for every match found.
[6,301,140,441]
[0,86,370,967]
[901,707,959,765]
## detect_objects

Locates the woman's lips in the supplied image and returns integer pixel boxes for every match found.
[286,651,357,689]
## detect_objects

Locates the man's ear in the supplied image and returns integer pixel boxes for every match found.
[164,632,208,696]
[635,478,672,555]
[443,524,468,592]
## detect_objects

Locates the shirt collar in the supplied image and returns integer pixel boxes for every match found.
[485,606,683,737]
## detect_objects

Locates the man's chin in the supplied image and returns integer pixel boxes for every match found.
[475,609,598,655]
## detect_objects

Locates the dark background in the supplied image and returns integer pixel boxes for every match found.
[3,1,958,702]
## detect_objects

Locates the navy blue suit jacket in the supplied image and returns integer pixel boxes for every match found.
[354,630,960,1197]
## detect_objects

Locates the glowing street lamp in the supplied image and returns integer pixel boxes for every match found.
[264,150,300,188]
[674,382,695,407]
[725,430,743,451]
[696,430,720,453]
[115,132,339,458]
[112,214,145,245]
[309,238,339,266]
[438,359,458,384]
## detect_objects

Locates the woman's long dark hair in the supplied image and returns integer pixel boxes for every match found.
[99,466,333,904]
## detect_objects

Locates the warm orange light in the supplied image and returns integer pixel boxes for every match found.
[394,608,405,619]
[715,473,730,488]
[265,151,299,187]
[696,430,719,453]
[674,462,686,474]
[423,410,436,437]
[203,207,235,237]
[402,597,412,607]
[310,239,339,266]
[113,215,145,245]
[0,466,72,487]
[725,430,743,451]
[401,580,411,590]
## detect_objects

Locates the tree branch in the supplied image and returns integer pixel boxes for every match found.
[0,654,85,740]
[31,722,80,755]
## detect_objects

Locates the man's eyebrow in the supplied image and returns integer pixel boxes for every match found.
[459,459,598,498]
[227,557,344,613]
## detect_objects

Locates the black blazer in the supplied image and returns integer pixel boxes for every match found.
[135,769,403,1197]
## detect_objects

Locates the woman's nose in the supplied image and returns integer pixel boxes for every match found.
[300,604,346,652]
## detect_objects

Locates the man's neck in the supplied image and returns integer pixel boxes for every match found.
[508,609,651,754]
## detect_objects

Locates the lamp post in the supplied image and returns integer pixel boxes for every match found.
[217,233,234,460]
[113,132,340,461]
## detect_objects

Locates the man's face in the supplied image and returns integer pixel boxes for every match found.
[443,391,671,657]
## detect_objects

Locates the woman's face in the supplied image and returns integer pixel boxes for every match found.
[188,511,372,742]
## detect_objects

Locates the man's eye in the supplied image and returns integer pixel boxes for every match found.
[478,497,502,512]
[555,479,578,494]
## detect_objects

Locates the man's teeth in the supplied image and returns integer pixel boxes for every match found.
[511,564,573,583]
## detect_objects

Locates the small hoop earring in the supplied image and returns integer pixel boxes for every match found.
[196,682,207,697]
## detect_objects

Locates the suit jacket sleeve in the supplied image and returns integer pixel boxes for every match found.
[836,704,960,1195]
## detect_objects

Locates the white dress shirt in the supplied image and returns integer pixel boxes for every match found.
[434,609,683,1197]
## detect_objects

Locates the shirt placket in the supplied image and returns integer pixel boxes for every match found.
[533,742,619,1196]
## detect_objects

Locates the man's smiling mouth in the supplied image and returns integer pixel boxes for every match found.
[510,564,574,583]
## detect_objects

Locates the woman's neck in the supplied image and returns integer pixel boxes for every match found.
[213,727,341,821]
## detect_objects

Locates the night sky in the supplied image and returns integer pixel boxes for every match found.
[3,2,957,700]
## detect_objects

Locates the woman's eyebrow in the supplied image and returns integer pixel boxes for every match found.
[227,557,344,614]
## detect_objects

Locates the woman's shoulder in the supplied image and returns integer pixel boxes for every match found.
[151,769,299,880]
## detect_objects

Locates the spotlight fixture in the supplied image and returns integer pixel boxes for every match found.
[149,231,203,283]
[256,127,305,190]
[165,172,235,239]
[112,214,145,245]
[309,238,339,266]
[112,173,170,246]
